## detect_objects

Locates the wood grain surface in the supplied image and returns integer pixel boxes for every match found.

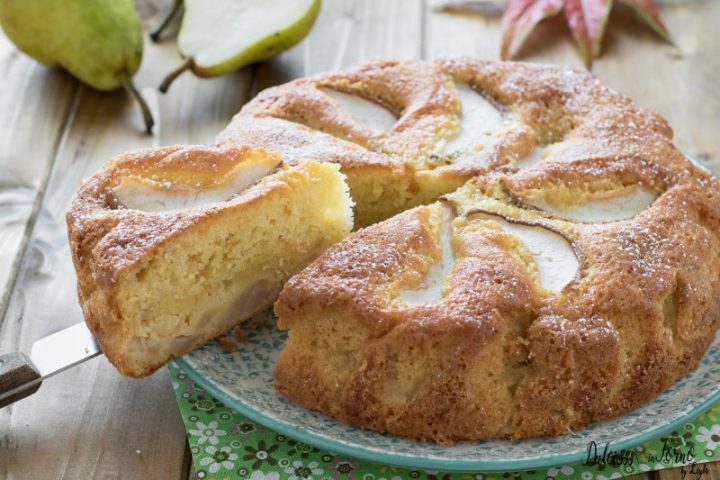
[0,0,717,478]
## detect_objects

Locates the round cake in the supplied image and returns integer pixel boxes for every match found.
[270,58,720,441]
[67,56,720,441]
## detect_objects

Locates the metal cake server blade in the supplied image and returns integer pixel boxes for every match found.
[30,322,100,377]
[0,322,100,408]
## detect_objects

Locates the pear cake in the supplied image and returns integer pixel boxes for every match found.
[67,57,720,441]
[67,145,353,377]
[270,59,720,441]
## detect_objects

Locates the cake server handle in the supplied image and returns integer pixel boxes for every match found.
[0,352,42,409]
[0,322,101,408]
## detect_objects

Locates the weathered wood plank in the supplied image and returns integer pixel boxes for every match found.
[0,29,77,317]
[708,461,720,480]
[593,1,720,171]
[0,2,254,478]
[253,0,424,92]
[625,473,652,480]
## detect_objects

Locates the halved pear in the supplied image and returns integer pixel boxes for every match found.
[159,0,321,92]
[526,187,657,223]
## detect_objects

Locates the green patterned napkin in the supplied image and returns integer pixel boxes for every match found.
[169,361,720,480]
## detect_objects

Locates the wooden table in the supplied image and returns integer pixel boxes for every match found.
[0,0,718,478]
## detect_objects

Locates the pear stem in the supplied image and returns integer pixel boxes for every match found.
[125,80,155,135]
[150,0,183,42]
[159,59,193,94]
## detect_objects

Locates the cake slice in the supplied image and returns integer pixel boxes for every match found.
[67,144,353,377]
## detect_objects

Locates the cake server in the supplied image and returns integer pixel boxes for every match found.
[0,322,100,408]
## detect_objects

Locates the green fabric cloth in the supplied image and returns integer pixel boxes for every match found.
[169,361,720,480]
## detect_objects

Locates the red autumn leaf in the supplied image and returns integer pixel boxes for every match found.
[498,0,671,67]
[618,0,672,42]
[501,0,564,60]
[564,0,613,67]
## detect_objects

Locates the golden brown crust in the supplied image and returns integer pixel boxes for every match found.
[272,59,720,441]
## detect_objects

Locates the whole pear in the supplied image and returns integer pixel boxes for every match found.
[0,0,154,133]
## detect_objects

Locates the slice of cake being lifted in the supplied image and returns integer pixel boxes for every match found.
[67,144,353,377]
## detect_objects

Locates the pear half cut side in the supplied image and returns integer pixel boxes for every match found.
[113,155,280,212]
[321,88,397,132]
[160,0,321,92]
[526,187,658,223]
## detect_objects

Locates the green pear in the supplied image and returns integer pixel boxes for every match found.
[159,0,321,93]
[0,0,154,133]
